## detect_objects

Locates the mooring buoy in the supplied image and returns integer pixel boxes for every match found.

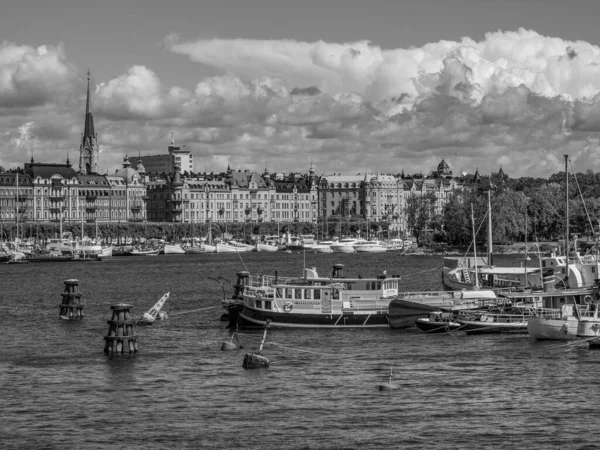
[242,320,270,369]
[104,304,138,354]
[59,279,84,320]
[221,332,243,351]
[377,367,398,391]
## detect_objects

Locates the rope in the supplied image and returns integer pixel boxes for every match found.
[167,305,220,317]
[236,249,249,273]
[268,341,342,358]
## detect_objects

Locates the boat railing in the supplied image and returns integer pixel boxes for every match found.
[395,291,454,300]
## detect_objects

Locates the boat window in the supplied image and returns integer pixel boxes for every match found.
[275,288,282,299]
[264,301,272,310]
[314,289,321,300]
[295,289,303,299]
[346,283,352,291]
[286,288,293,298]
[332,289,340,300]
[255,300,263,309]
[377,281,382,290]
[305,289,312,299]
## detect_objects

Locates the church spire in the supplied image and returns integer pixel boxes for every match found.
[83,69,95,139]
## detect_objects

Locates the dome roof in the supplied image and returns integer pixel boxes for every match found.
[437,159,451,175]
[115,155,140,183]
[136,159,146,174]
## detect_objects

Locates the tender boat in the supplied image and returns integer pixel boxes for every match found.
[415,311,461,333]
[231,264,400,328]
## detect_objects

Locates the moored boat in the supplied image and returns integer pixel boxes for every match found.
[353,240,388,253]
[312,240,335,253]
[330,238,363,253]
[130,247,161,256]
[231,264,400,328]
[216,241,254,253]
[163,243,186,254]
[415,311,461,333]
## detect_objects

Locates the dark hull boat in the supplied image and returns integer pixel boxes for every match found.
[415,312,461,333]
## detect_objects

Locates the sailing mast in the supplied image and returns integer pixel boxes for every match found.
[471,203,479,289]
[565,154,570,287]
[524,213,528,287]
[487,190,493,266]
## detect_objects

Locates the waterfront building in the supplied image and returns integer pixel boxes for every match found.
[269,167,319,223]
[227,166,274,223]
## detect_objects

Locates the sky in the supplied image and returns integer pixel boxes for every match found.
[3,0,600,178]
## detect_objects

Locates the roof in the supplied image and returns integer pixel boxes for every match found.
[24,163,78,180]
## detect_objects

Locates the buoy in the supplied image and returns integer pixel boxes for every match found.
[221,341,237,351]
[242,320,270,369]
[377,367,398,391]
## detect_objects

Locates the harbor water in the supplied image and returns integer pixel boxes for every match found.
[2,252,600,449]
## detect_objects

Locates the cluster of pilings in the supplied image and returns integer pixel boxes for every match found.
[103,304,138,354]
[59,279,84,320]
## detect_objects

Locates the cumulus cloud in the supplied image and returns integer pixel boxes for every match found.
[0,41,76,108]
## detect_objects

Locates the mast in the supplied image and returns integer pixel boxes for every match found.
[487,190,493,265]
[471,203,479,289]
[524,213,528,287]
[565,154,569,287]
[15,172,19,246]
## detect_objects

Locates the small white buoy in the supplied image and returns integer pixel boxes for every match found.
[221,341,237,351]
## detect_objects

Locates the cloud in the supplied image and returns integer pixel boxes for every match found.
[0,41,76,109]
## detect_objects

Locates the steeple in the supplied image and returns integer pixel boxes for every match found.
[79,69,99,175]
[84,69,95,138]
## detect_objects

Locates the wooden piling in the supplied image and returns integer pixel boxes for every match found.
[59,279,84,319]
[104,304,138,354]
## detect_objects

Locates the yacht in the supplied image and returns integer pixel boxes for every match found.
[312,240,335,253]
[353,240,388,253]
[216,241,254,253]
[330,238,364,253]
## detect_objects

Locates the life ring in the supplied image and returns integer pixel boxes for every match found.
[584,295,592,304]
[283,302,293,312]
[255,292,263,300]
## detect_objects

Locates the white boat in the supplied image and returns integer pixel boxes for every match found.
[100,245,113,257]
[286,234,317,251]
[353,240,388,253]
[163,243,185,254]
[216,241,254,253]
[130,247,161,256]
[386,238,404,251]
[256,241,280,252]
[231,263,400,328]
[312,241,335,253]
[46,238,77,254]
[330,238,364,253]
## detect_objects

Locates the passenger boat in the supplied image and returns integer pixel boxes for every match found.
[415,311,461,333]
[388,289,499,329]
[353,240,388,253]
[231,264,400,328]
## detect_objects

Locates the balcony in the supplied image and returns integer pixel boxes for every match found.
[85,206,97,212]
[131,205,142,213]
[17,207,28,214]
[50,207,62,213]
[86,218,96,223]
[50,195,65,201]
[171,207,182,212]
[86,195,97,201]
[142,195,150,201]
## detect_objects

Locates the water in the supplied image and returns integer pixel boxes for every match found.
[2,252,600,449]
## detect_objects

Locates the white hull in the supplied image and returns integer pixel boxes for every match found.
[354,246,387,253]
[216,243,253,253]
[256,243,280,252]
[312,245,333,253]
[164,244,185,254]
[100,246,113,257]
[203,244,217,253]
[330,245,356,253]
[577,319,600,337]
[527,317,579,340]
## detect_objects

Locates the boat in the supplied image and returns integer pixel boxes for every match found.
[163,243,186,254]
[456,310,531,335]
[231,264,401,328]
[415,311,461,333]
[100,245,113,258]
[135,293,170,325]
[130,247,161,256]
[184,245,206,254]
[27,250,74,263]
[312,240,335,253]
[353,240,388,253]
[286,234,317,251]
[330,238,364,253]
[388,289,499,329]
[256,237,282,252]
[385,238,404,252]
[216,241,254,253]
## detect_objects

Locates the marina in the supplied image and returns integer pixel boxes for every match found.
[3,251,600,448]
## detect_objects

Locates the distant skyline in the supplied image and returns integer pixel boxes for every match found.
[3,0,600,177]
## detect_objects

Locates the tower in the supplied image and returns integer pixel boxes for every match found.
[79,69,99,175]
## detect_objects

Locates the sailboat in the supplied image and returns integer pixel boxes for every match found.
[135,293,170,325]
[527,155,600,340]
[441,190,540,291]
